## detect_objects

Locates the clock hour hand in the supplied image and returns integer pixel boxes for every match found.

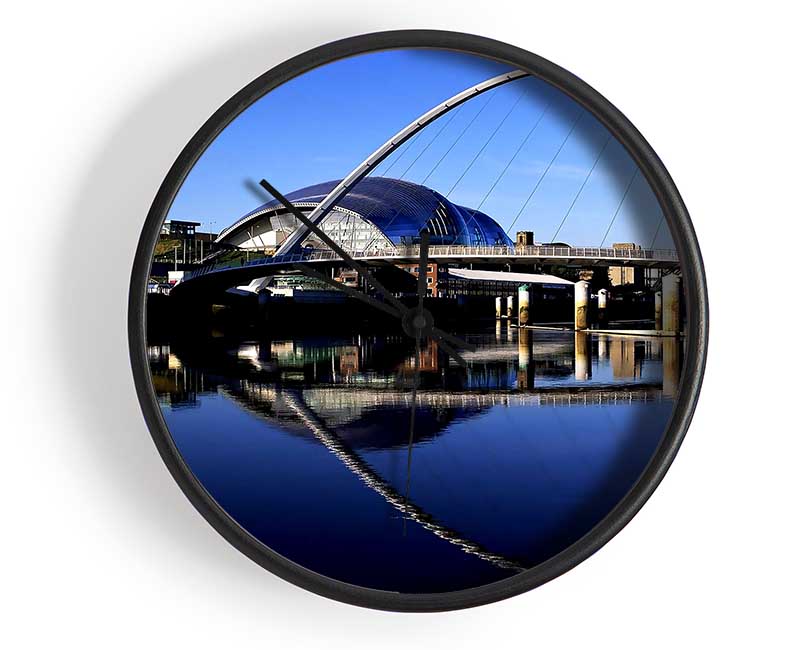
[294,263,400,319]
[416,228,430,311]
[295,263,469,366]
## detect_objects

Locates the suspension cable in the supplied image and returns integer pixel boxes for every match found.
[399,105,464,180]
[551,133,613,242]
[600,167,638,247]
[649,214,665,249]
[420,90,497,186]
[378,129,424,178]
[360,93,498,251]
[447,94,553,246]
[357,106,466,252]
[330,119,442,253]
[506,109,585,235]
[300,130,425,252]
[445,89,527,198]
[473,95,554,213]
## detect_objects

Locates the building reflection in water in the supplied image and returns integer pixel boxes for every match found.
[148,327,684,415]
[419,339,440,373]
[401,339,440,376]
[609,336,642,380]
[338,346,360,376]
[148,345,204,408]
[661,336,681,398]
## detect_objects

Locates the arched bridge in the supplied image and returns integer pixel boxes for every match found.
[169,66,680,300]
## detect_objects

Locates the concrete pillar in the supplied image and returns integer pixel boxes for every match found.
[518,285,530,325]
[517,326,533,389]
[598,288,608,310]
[574,331,591,381]
[574,280,590,330]
[597,288,609,326]
[654,291,663,330]
[495,296,502,319]
[662,275,681,334]
[506,295,515,320]
[495,318,503,342]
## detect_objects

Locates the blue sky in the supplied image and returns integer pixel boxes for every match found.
[168,49,673,249]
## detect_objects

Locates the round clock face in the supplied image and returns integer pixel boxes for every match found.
[131,32,706,610]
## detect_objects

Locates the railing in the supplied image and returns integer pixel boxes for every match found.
[182,245,679,282]
[393,245,679,261]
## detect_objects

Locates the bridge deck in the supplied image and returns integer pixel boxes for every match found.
[178,244,680,292]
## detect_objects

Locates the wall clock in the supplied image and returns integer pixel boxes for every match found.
[129,30,708,611]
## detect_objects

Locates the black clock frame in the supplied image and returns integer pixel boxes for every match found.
[128,29,709,612]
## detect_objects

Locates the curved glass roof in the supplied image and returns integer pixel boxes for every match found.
[219,177,514,247]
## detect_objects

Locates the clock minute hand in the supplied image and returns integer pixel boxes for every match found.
[260,179,404,310]
[258,179,474,363]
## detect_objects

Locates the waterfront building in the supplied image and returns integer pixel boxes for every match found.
[515,230,535,246]
[609,243,645,287]
[215,177,514,253]
[440,267,573,299]
[154,220,221,270]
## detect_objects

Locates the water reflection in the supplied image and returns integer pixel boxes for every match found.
[574,331,591,381]
[149,326,682,592]
[517,327,533,390]
[662,336,682,398]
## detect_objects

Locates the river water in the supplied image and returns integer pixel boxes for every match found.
[149,323,680,593]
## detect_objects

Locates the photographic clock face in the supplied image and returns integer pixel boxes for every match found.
[134,34,705,609]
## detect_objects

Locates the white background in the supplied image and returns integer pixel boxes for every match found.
[2,1,798,647]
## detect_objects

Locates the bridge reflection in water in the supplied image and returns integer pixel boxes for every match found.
[149,324,681,592]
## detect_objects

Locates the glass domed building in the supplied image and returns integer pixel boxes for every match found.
[215,177,513,253]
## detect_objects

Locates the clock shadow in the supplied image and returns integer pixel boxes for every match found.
[47,21,446,622]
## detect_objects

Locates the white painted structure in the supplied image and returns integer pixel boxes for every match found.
[446,267,574,286]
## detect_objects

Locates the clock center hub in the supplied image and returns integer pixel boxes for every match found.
[402,307,434,338]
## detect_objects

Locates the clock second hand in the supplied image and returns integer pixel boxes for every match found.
[403,229,429,535]
[258,181,449,538]
[403,331,421,536]
[258,178,474,364]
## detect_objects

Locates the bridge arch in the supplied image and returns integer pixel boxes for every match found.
[225,381,526,572]
[269,69,529,256]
